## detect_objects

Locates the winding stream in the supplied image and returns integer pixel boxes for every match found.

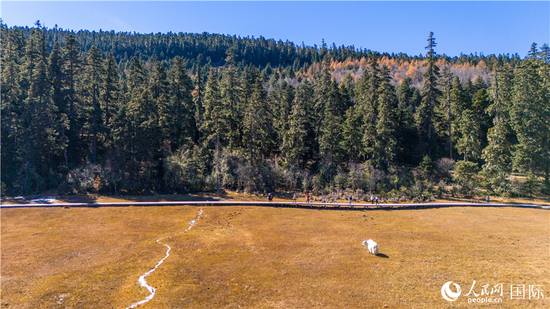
[126,208,203,308]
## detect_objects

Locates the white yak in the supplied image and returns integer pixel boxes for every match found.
[362,239,379,255]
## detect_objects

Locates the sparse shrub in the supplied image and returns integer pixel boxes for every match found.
[66,164,109,194]
[234,161,255,193]
[480,164,511,197]
[355,189,365,201]
[302,172,312,192]
[419,155,435,179]
[523,172,539,197]
[164,146,208,192]
[388,189,399,198]
[399,186,411,199]
[436,180,447,198]
[347,164,366,190]
[410,179,425,198]
[435,158,454,180]
[509,179,522,197]
[333,170,347,190]
[365,166,386,193]
[453,161,480,195]
[312,175,322,194]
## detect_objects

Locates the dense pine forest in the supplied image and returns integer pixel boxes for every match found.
[2,22,549,200]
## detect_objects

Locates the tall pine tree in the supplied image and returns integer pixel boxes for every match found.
[510,46,550,181]
[415,32,441,158]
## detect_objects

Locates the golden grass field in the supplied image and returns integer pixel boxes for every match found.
[1,204,549,308]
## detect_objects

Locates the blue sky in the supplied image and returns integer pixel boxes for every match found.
[1,1,548,57]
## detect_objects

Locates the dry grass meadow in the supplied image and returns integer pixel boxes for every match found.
[1,204,549,308]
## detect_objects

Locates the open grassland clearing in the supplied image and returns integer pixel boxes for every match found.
[1,205,549,308]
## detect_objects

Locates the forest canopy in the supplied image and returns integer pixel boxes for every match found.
[2,23,549,200]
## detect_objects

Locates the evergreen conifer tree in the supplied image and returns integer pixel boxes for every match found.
[341,105,363,166]
[84,46,104,164]
[457,109,481,161]
[242,66,271,164]
[510,50,549,180]
[63,34,82,166]
[415,32,441,158]
[481,65,514,190]
[164,56,196,149]
[358,54,381,160]
[319,79,345,176]
[220,48,242,150]
[374,66,398,170]
[102,52,119,147]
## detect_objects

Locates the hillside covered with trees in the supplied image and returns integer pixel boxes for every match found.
[2,22,549,201]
